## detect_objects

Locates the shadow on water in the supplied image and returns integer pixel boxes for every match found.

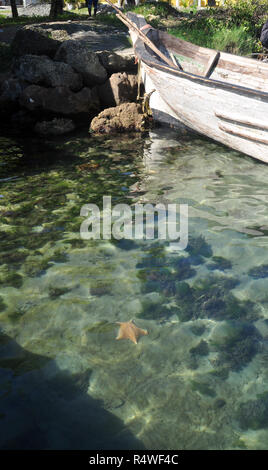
[0,330,145,450]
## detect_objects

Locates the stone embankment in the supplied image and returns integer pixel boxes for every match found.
[0,20,146,135]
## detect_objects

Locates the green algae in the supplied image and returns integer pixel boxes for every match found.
[175,275,259,323]
[84,321,115,334]
[211,321,260,373]
[248,264,268,279]
[190,340,209,357]
[207,256,232,271]
[48,285,70,299]
[186,235,213,258]
[0,354,49,376]
[90,280,114,297]
[191,380,216,398]
[23,256,52,277]
[0,296,6,312]
[0,270,23,289]
[236,392,268,430]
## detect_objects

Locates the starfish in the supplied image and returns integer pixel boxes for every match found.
[116,319,148,344]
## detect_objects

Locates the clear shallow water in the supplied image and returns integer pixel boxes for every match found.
[0,128,268,450]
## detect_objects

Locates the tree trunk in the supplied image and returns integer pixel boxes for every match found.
[49,0,64,19]
[10,0,18,18]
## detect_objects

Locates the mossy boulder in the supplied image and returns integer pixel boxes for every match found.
[11,26,62,58]
[90,103,148,134]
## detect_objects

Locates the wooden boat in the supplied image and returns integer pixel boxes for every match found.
[125,12,268,164]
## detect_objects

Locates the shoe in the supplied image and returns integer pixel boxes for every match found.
[94,8,97,16]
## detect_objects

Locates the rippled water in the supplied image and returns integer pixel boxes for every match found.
[0,128,268,450]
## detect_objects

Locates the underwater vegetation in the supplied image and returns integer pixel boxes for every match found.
[190,339,209,357]
[0,296,6,312]
[211,321,260,374]
[0,269,23,289]
[236,392,268,430]
[248,264,268,279]
[186,235,213,259]
[191,380,216,398]
[175,275,258,323]
[138,294,175,320]
[90,280,114,297]
[207,256,232,271]
[137,241,197,297]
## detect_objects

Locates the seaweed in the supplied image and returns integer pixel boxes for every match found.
[0,296,7,312]
[138,267,175,296]
[213,398,226,409]
[190,324,206,336]
[236,392,268,430]
[90,280,113,297]
[211,322,260,373]
[172,257,196,281]
[137,297,173,320]
[0,272,23,289]
[207,256,232,271]
[186,235,213,258]
[48,285,70,299]
[191,380,216,397]
[175,274,257,323]
[190,340,209,357]
[248,264,268,279]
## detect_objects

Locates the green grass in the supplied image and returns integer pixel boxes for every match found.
[0,10,83,26]
[0,0,266,56]
[169,23,261,55]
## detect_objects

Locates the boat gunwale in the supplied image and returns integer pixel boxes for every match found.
[130,15,268,101]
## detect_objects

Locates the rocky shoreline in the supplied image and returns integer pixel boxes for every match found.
[0,19,147,136]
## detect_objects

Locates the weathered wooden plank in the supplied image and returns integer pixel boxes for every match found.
[204,51,220,78]
[218,124,268,145]
[215,111,268,131]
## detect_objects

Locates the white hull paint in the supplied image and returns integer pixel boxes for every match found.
[128,17,268,164]
[142,63,268,163]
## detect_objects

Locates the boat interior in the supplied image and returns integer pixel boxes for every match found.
[127,12,268,94]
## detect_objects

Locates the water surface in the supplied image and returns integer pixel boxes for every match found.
[0,128,268,450]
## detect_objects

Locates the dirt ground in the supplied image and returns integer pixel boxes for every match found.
[0,18,131,52]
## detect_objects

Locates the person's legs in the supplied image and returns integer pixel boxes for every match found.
[93,0,98,16]
[87,0,93,16]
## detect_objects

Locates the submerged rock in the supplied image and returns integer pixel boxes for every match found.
[13,55,83,92]
[11,25,61,58]
[90,102,147,134]
[98,72,138,108]
[20,85,99,115]
[35,118,75,136]
[0,78,26,103]
[55,40,107,86]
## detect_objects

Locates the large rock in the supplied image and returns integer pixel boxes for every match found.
[97,50,137,75]
[20,85,100,115]
[261,20,268,48]
[90,102,146,134]
[0,78,26,103]
[35,118,75,136]
[13,55,82,91]
[11,26,61,58]
[98,72,138,108]
[55,40,107,87]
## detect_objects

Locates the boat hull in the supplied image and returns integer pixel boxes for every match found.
[142,62,268,163]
